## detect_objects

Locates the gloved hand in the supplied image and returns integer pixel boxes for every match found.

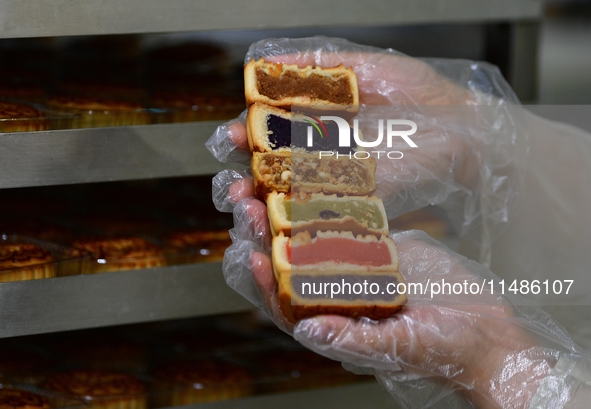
[207,37,528,265]
[293,230,585,409]
[206,37,591,408]
[213,174,589,409]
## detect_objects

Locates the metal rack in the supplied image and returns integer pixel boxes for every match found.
[0,2,543,407]
[0,122,243,189]
[0,0,540,38]
[0,263,251,338]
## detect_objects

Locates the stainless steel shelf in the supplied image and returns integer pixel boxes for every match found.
[0,122,244,189]
[0,0,541,39]
[176,381,401,409]
[0,262,253,338]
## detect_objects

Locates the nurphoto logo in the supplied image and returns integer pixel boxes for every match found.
[304,115,418,160]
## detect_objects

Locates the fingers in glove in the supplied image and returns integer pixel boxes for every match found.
[205,111,251,165]
[294,315,406,371]
[228,121,249,151]
[251,251,275,295]
[250,251,294,333]
[222,239,265,310]
[212,170,252,213]
[228,177,254,205]
[232,197,272,252]
[293,231,551,409]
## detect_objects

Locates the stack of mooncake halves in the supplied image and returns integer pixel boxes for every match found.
[244,58,407,323]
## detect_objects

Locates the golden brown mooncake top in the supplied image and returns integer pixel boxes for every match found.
[154,360,251,386]
[0,389,52,409]
[0,101,45,120]
[0,243,53,271]
[42,370,146,398]
[70,237,164,260]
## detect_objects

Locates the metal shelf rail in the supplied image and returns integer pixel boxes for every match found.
[0,262,252,338]
[0,0,541,38]
[0,122,245,189]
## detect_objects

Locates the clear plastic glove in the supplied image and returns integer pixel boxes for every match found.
[215,179,591,408]
[295,230,591,409]
[207,36,528,265]
[206,37,591,408]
